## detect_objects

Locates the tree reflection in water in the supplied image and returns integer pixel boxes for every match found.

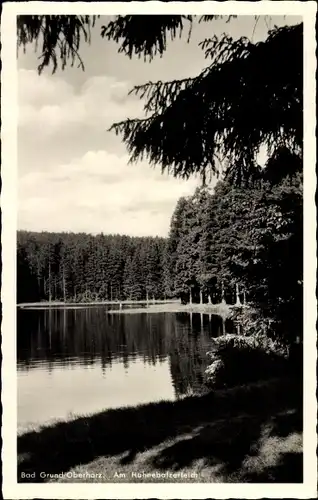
[17,307,235,398]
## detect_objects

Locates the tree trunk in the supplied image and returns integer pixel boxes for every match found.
[63,269,66,303]
[189,287,192,305]
[235,283,241,306]
[37,262,41,300]
[222,317,225,335]
[221,282,226,305]
[200,289,203,305]
[48,263,52,302]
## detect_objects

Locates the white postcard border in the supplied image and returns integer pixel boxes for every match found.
[1,2,317,498]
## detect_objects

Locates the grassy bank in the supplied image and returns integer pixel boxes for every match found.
[107,302,235,317]
[18,376,302,483]
[18,300,235,318]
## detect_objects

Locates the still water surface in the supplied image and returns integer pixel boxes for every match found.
[17,307,234,430]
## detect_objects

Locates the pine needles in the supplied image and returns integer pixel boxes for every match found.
[17,15,99,74]
[110,23,303,180]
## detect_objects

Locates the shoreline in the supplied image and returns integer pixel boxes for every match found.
[17,299,179,309]
[17,300,245,316]
[107,302,236,316]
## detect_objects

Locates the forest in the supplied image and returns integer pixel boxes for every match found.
[17,231,166,304]
[17,146,302,346]
[17,16,304,348]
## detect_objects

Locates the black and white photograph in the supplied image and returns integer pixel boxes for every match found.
[1,2,317,498]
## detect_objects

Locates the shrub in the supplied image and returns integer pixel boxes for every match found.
[205,334,289,389]
[230,302,302,346]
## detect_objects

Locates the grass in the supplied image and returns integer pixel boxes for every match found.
[18,376,302,483]
[107,302,233,316]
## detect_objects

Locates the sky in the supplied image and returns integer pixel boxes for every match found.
[18,15,301,237]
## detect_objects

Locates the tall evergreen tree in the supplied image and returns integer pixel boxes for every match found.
[165,196,190,299]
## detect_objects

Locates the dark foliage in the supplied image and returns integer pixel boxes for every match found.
[205,334,289,389]
[101,15,192,61]
[17,232,166,303]
[17,15,99,74]
[110,23,302,181]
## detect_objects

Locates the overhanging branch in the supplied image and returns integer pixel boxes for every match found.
[110,24,302,180]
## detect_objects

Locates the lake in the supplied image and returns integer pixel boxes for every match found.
[17,307,234,432]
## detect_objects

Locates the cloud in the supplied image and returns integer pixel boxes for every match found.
[18,150,200,237]
[18,69,74,106]
[17,67,204,237]
[18,69,143,136]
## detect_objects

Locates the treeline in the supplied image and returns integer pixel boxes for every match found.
[17,147,303,341]
[17,232,167,303]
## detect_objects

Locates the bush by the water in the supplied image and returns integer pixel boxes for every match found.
[231,302,302,346]
[205,334,289,389]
